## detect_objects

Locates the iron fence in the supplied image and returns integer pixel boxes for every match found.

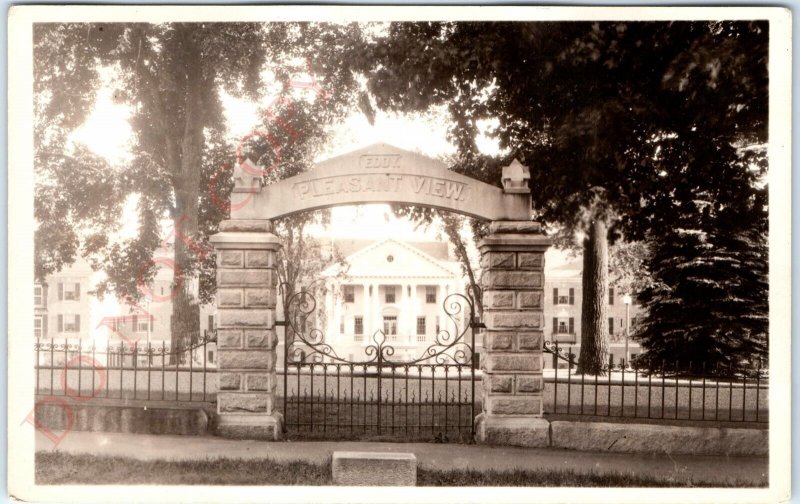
[280,281,481,442]
[543,341,768,423]
[34,332,218,403]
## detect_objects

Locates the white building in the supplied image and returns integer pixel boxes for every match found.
[34,256,93,341]
[544,258,644,368]
[298,238,474,362]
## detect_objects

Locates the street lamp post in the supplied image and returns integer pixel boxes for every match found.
[623,294,632,366]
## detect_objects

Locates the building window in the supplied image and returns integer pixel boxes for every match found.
[59,282,81,301]
[208,315,215,332]
[34,285,44,307]
[383,316,398,341]
[425,286,436,303]
[608,317,615,336]
[207,350,215,364]
[354,316,363,341]
[344,286,354,303]
[34,316,43,339]
[340,316,345,334]
[554,288,574,305]
[609,287,615,305]
[58,314,81,333]
[137,316,152,333]
[435,316,440,335]
[385,287,396,304]
[552,317,574,334]
[416,316,426,337]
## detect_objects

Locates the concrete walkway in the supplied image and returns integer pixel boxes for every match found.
[36,431,768,486]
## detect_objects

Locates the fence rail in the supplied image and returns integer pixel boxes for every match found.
[35,334,218,403]
[543,341,768,424]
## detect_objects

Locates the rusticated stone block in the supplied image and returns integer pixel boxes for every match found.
[517,253,543,270]
[517,291,542,308]
[484,312,543,329]
[482,271,542,289]
[484,332,514,350]
[219,250,244,268]
[219,269,275,287]
[246,374,274,392]
[219,309,274,328]
[485,353,542,372]
[218,393,273,414]
[245,289,275,308]
[518,332,543,351]
[219,373,242,391]
[488,221,542,234]
[477,414,550,447]
[246,329,277,349]
[219,219,274,233]
[483,290,514,309]
[218,289,244,307]
[217,329,243,349]
[332,452,417,486]
[481,252,516,269]
[245,250,273,268]
[215,413,282,440]
[488,375,513,393]
[485,396,542,416]
[517,376,544,393]
[219,350,275,370]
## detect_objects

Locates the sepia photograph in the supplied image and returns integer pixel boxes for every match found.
[7,5,792,503]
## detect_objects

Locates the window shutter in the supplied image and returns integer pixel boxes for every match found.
[208,315,214,331]
[569,288,574,305]
[43,285,48,308]
[568,317,574,334]
[552,317,557,332]
[75,283,80,300]
[608,317,614,335]
[609,287,614,305]
[43,316,48,336]
[133,315,138,330]
[150,316,155,332]
[552,288,558,304]
[58,314,63,333]
[76,315,80,332]
[58,283,63,301]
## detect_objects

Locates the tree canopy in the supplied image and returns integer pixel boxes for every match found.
[34,22,365,347]
[355,21,768,372]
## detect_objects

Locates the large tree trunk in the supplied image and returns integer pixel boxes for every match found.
[576,218,610,375]
[168,27,204,364]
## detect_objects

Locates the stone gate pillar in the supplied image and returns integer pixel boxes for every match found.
[476,161,552,447]
[210,219,282,440]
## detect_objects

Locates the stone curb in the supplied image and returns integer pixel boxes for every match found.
[550,420,768,456]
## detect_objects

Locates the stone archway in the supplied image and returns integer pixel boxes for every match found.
[210,143,550,445]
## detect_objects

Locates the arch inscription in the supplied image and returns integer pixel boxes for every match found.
[230,143,531,222]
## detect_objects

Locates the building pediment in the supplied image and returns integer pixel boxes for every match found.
[323,239,459,280]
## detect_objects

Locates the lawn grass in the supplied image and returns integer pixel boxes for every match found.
[36,452,758,487]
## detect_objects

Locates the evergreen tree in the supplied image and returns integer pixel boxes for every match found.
[347,21,768,373]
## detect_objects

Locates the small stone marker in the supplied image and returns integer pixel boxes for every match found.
[331,451,417,486]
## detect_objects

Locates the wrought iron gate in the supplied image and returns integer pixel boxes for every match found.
[279,282,481,442]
